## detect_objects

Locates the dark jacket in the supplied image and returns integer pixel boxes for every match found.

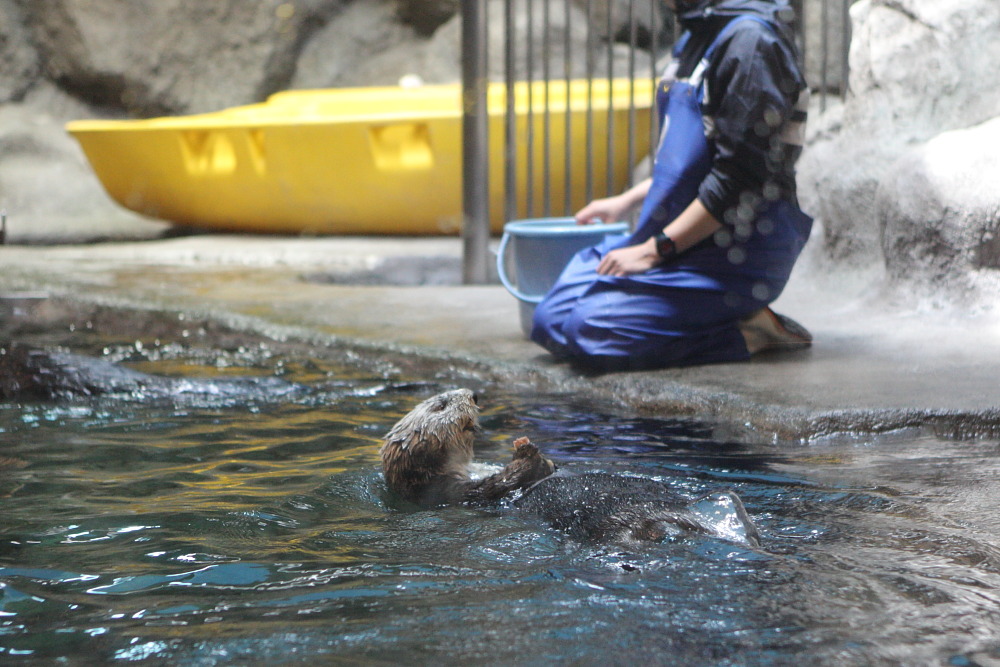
[675,0,807,223]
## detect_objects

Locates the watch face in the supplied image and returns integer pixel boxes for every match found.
[656,234,675,258]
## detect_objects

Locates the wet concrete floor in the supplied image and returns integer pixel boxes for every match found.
[1,234,999,442]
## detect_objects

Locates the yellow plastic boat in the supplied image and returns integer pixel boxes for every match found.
[67,80,653,235]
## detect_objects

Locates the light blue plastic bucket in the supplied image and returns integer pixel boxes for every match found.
[497,217,629,338]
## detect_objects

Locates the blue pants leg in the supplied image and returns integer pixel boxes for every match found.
[531,201,811,371]
[531,249,755,370]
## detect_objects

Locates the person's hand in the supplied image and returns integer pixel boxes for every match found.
[596,237,662,276]
[574,194,630,225]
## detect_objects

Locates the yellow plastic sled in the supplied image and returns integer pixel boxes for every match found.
[67,80,653,235]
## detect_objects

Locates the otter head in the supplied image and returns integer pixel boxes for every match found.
[380,389,481,503]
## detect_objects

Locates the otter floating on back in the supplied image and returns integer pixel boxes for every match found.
[381,389,760,546]
[380,388,555,506]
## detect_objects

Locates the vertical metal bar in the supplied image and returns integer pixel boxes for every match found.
[542,0,552,217]
[626,0,637,191]
[525,0,535,218]
[461,0,489,284]
[504,0,517,223]
[585,0,595,204]
[650,0,659,166]
[605,0,615,196]
[820,0,829,112]
[794,0,806,71]
[841,0,851,100]
[563,0,573,214]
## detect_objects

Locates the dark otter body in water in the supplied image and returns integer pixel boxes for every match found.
[0,342,297,401]
[381,389,760,546]
[1,343,163,399]
[515,471,760,546]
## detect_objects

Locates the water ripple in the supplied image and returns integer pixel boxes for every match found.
[2,347,1000,663]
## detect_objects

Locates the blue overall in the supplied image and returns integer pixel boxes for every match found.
[530,16,812,371]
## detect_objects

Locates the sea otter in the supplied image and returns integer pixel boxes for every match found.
[380,389,760,546]
[380,388,555,506]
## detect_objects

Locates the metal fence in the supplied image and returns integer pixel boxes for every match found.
[499,1,663,221]
[461,0,852,283]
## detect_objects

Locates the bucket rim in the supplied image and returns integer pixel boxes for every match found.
[501,217,629,237]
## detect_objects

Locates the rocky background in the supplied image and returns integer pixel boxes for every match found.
[797,0,1000,310]
[1,0,998,310]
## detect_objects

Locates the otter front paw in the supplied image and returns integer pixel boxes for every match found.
[511,436,539,458]
[462,437,556,503]
[508,436,556,480]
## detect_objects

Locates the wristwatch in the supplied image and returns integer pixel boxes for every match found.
[654,232,676,260]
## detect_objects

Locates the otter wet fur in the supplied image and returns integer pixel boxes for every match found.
[0,342,300,402]
[380,389,556,506]
[513,471,760,546]
[381,389,760,546]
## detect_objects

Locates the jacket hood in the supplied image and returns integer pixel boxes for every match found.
[677,0,798,43]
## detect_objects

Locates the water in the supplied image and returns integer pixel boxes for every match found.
[2,339,1000,665]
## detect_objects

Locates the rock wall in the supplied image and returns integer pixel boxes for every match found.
[797,0,1000,308]
[0,0,345,240]
[8,0,348,116]
[877,117,1000,304]
[1,0,660,113]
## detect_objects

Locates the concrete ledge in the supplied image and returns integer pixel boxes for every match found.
[2,235,999,443]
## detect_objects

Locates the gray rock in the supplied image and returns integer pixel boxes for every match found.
[877,116,1000,304]
[797,0,1000,303]
[0,0,39,103]
[846,0,1000,140]
[292,0,438,88]
[0,83,168,243]
[395,0,458,36]
[15,0,345,115]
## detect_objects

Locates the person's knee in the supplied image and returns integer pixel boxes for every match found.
[562,305,604,356]
[530,297,559,339]
[563,307,688,368]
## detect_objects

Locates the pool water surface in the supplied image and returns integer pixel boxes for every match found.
[2,338,1000,665]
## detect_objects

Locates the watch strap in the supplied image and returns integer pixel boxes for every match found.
[654,233,676,259]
